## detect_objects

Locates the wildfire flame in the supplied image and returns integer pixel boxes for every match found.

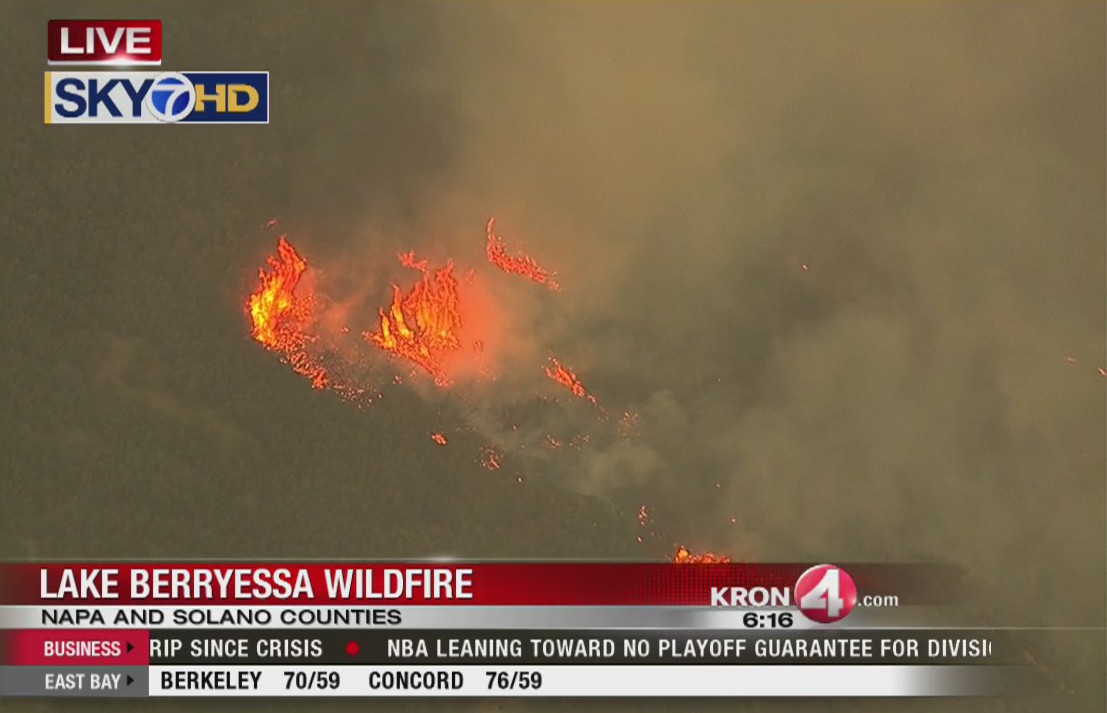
[247,236,327,389]
[545,357,598,405]
[249,236,307,347]
[486,218,560,291]
[672,546,731,564]
[247,220,744,566]
[365,253,463,386]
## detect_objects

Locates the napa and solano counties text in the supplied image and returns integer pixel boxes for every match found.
[34,607,795,629]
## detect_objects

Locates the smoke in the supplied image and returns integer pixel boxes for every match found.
[258,0,1102,646]
[315,0,1105,639]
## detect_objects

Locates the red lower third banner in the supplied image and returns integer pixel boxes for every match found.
[0,562,959,607]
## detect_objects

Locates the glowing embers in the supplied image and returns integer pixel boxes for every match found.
[672,546,731,564]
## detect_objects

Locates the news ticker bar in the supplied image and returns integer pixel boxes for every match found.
[0,627,1051,697]
[0,664,1024,698]
[6,629,1009,666]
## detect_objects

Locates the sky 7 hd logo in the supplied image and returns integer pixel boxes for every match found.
[45,71,269,125]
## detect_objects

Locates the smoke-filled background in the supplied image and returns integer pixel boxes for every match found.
[0,1,1103,711]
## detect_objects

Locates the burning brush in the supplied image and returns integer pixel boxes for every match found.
[672,546,731,564]
[364,252,464,387]
[246,236,327,389]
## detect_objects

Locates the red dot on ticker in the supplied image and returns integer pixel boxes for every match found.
[346,641,360,656]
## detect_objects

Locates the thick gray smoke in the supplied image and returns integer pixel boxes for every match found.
[372,0,1104,619]
[401,7,1106,704]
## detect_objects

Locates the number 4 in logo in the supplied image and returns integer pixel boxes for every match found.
[794,564,858,623]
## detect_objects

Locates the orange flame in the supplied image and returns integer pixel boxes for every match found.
[365,253,463,386]
[545,357,598,405]
[247,237,327,389]
[249,236,307,347]
[486,218,560,290]
[672,546,731,564]
[431,433,448,446]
